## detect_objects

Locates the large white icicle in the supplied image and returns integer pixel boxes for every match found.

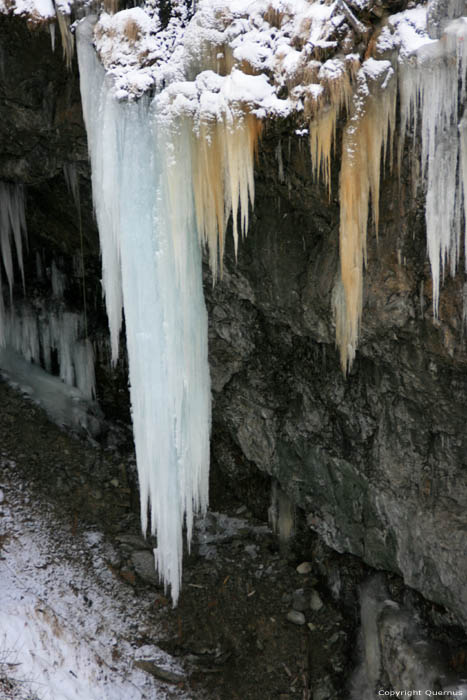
[76,21,123,365]
[77,18,211,604]
[399,17,467,313]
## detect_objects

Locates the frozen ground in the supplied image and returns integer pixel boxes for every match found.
[0,457,193,700]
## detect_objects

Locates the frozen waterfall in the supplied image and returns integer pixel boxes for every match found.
[76,18,211,604]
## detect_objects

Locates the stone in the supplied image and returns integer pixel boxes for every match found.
[292,588,308,612]
[286,610,306,626]
[310,590,324,611]
[130,551,158,585]
[296,562,312,575]
[134,660,184,684]
[116,533,150,550]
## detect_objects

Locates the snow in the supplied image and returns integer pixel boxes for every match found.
[77,17,211,604]
[0,0,54,20]
[389,6,436,58]
[0,460,193,700]
[0,347,101,437]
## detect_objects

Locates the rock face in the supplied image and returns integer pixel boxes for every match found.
[1,15,466,630]
[207,130,467,629]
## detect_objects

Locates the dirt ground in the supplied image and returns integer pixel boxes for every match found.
[0,376,375,699]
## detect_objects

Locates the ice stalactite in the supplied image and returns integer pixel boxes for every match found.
[399,17,467,315]
[307,56,357,195]
[334,61,396,372]
[77,17,211,604]
[2,302,95,400]
[190,112,262,276]
[0,181,27,346]
[55,8,74,70]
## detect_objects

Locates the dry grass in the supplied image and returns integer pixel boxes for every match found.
[103,0,119,14]
[56,11,74,70]
[123,18,140,44]
[264,6,286,29]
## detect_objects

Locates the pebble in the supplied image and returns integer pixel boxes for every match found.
[296,561,312,574]
[0,489,4,504]
[244,544,258,559]
[131,550,158,585]
[286,609,306,626]
[134,660,184,684]
[310,590,324,611]
[292,588,308,612]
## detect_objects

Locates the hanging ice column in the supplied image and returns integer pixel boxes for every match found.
[76,18,211,604]
[399,15,467,313]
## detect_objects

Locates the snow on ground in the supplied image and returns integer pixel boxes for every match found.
[0,458,195,700]
[0,348,102,439]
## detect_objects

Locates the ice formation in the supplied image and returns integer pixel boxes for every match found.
[0,177,94,400]
[77,17,211,603]
[336,60,396,371]
[189,112,262,276]
[398,14,467,315]
[0,181,27,345]
[2,301,95,400]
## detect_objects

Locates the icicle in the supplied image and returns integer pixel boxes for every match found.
[275,140,284,183]
[398,17,467,315]
[73,338,96,400]
[308,58,355,195]
[1,301,95,400]
[49,21,56,52]
[336,61,396,372]
[190,112,261,276]
[77,18,211,604]
[0,182,27,296]
[0,182,27,346]
[77,18,123,364]
[51,260,66,298]
[63,162,81,213]
[56,10,74,70]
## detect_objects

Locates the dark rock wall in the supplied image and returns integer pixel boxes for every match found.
[207,127,467,628]
[1,16,466,629]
